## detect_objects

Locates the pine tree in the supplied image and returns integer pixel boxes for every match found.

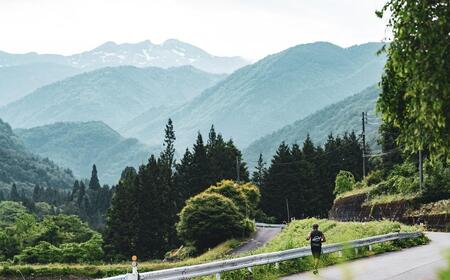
[261,142,293,222]
[160,119,176,168]
[251,154,266,187]
[135,156,167,258]
[158,118,178,250]
[189,133,211,196]
[105,167,139,260]
[174,148,194,205]
[89,164,101,190]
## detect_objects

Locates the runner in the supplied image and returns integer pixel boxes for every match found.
[306,223,326,275]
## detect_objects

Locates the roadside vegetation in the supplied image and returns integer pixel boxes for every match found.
[214,218,427,280]
[0,218,426,278]
[334,160,450,207]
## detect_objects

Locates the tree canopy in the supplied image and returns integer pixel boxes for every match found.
[377,0,450,162]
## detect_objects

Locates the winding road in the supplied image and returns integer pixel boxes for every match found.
[281,232,450,280]
[233,226,283,254]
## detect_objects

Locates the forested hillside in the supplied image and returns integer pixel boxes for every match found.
[0,65,225,129]
[0,119,75,192]
[0,63,81,106]
[16,121,158,184]
[123,42,386,148]
[244,86,381,165]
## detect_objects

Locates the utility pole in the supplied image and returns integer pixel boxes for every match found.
[419,150,423,191]
[236,156,240,182]
[285,198,290,223]
[362,112,366,178]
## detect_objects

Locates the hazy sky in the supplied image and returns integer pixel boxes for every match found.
[0,0,388,60]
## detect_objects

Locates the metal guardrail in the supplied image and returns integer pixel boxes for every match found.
[100,231,422,280]
[255,222,286,228]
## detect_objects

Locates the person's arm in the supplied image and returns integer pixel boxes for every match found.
[321,233,326,242]
[306,232,311,241]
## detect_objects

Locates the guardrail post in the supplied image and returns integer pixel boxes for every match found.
[127,255,139,280]
[354,248,359,255]
[215,272,221,280]
[338,251,342,257]
[369,245,372,251]
[275,262,279,269]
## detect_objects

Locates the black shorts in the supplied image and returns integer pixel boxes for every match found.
[311,246,322,258]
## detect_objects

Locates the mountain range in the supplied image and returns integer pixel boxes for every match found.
[121,42,386,148]
[15,121,159,185]
[243,86,381,165]
[0,118,75,192]
[0,39,248,74]
[0,65,225,129]
[0,63,82,106]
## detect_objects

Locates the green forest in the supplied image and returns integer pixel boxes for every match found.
[0,0,448,278]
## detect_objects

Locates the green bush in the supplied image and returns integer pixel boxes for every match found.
[205,180,249,217]
[423,162,450,203]
[177,192,253,251]
[334,171,356,195]
[0,201,28,228]
[205,180,261,219]
[365,169,385,186]
[14,241,62,264]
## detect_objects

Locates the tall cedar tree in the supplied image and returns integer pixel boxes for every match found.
[188,133,210,197]
[159,118,178,249]
[135,156,168,258]
[105,167,139,260]
[260,142,293,222]
[89,164,101,190]
[251,154,266,187]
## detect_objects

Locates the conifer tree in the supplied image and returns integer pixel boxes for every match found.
[158,118,178,250]
[260,142,293,222]
[251,154,267,188]
[89,164,101,190]
[160,119,176,168]
[105,167,139,260]
[189,133,210,196]
[174,148,194,204]
[135,155,168,258]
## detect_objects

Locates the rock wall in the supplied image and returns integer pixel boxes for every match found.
[329,194,449,231]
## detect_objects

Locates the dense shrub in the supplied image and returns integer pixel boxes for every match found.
[334,171,355,195]
[177,192,252,251]
[205,180,261,218]
[205,180,249,216]
[422,162,450,202]
[14,241,62,264]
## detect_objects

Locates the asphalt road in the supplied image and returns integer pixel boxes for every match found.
[233,226,282,254]
[281,232,450,280]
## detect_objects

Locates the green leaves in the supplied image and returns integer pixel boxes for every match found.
[177,181,257,251]
[377,0,450,162]
[334,171,356,195]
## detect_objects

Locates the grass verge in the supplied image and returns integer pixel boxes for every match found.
[202,218,428,280]
[0,239,244,278]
